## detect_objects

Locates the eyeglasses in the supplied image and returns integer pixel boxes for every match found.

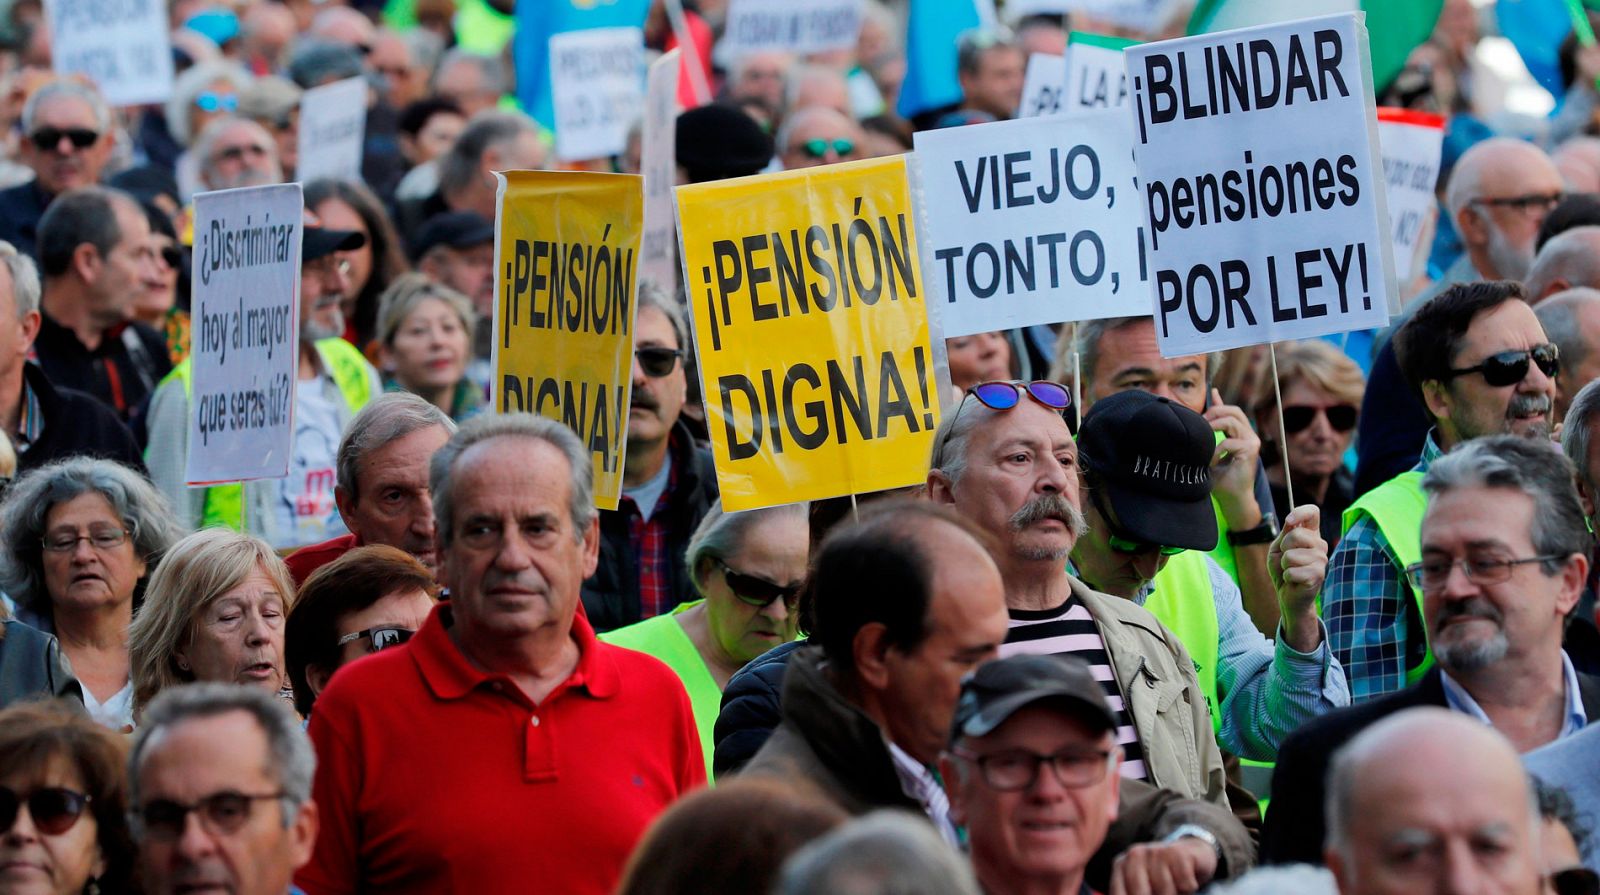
[1089,488,1185,557]
[42,528,130,552]
[194,91,239,113]
[1444,344,1560,388]
[28,127,98,151]
[215,143,269,165]
[1552,867,1600,895]
[715,558,800,609]
[304,256,352,280]
[800,137,854,159]
[0,786,91,835]
[636,346,682,378]
[949,746,1111,791]
[1471,191,1563,216]
[1402,554,1565,590]
[134,791,284,841]
[336,626,414,654]
[1281,404,1357,434]
[158,246,183,270]
[934,379,1071,469]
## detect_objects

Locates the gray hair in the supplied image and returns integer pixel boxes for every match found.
[37,186,136,279]
[0,457,181,614]
[1562,377,1600,487]
[637,280,687,350]
[194,116,283,189]
[165,60,254,146]
[336,391,455,502]
[1075,315,1222,397]
[1535,289,1600,389]
[1422,435,1591,582]
[685,499,808,592]
[784,63,848,112]
[1204,866,1337,895]
[1526,228,1600,300]
[437,110,539,196]
[21,79,111,135]
[430,413,596,547]
[0,240,40,318]
[927,392,993,487]
[128,683,315,833]
[776,810,980,895]
[376,272,477,349]
[955,27,1019,77]
[433,48,508,97]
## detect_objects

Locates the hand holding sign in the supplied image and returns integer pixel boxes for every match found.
[1269,504,1327,653]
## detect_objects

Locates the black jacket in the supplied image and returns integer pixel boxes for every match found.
[580,421,718,632]
[714,638,801,777]
[33,313,170,425]
[1262,666,1600,865]
[0,179,48,260]
[17,362,145,476]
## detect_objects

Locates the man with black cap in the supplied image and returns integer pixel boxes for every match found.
[146,210,381,547]
[411,210,495,389]
[674,104,774,184]
[943,654,1252,895]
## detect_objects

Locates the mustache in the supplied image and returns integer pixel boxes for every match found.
[1436,596,1504,627]
[631,390,659,411]
[1009,493,1086,539]
[1507,393,1551,418]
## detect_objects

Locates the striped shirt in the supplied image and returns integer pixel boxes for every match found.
[1002,592,1149,782]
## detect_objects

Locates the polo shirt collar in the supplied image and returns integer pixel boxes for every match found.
[411,601,620,703]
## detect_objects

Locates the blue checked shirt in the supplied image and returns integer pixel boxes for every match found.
[1324,433,1446,703]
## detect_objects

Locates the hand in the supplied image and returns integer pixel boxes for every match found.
[1269,504,1328,651]
[1204,389,1262,529]
[1109,837,1219,895]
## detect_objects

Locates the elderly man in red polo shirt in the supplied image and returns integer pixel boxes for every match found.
[296,413,705,895]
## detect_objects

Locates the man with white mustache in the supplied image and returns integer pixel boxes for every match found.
[1326,281,1560,704]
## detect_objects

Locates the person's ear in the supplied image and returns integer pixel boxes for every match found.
[927,469,956,504]
[71,242,101,284]
[1420,379,1452,426]
[852,621,893,690]
[1456,203,1488,247]
[305,662,332,697]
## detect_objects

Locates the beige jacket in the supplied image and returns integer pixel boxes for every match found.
[1074,578,1229,809]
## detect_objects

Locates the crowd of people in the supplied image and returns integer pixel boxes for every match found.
[0,0,1599,894]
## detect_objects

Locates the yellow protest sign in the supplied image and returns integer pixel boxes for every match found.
[675,156,941,511]
[493,170,641,510]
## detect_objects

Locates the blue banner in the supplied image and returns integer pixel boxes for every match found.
[897,0,983,120]
[514,0,650,132]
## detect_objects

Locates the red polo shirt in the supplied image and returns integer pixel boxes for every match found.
[296,602,704,895]
[284,533,360,586]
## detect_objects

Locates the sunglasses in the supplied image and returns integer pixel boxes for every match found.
[0,786,91,835]
[636,346,682,378]
[1553,867,1600,895]
[1472,191,1563,215]
[716,558,800,609]
[1444,343,1560,387]
[135,791,283,841]
[1281,404,1357,434]
[336,626,414,654]
[215,143,269,164]
[195,91,239,113]
[935,379,1071,468]
[800,137,854,159]
[159,246,182,270]
[1090,488,1185,557]
[29,127,98,151]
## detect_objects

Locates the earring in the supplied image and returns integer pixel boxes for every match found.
[85,878,101,895]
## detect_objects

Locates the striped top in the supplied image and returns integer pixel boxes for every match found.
[1001,592,1149,782]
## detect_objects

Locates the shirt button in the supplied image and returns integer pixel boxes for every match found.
[531,715,541,727]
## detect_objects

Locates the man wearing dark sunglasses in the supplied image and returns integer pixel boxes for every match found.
[778,107,865,171]
[1329,281,1560,703]
[0,80,113,260]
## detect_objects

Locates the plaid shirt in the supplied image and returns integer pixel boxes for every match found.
[1324,433,1445,703]
[621,461,679,621]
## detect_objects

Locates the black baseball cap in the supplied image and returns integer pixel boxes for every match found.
[409,211,494,262]
[675,104,774,183]
[950,654,1117,745]
[303,225,365,262]
[1077,390,1218,552]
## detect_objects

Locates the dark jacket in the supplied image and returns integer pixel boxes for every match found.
[740,645,1255,888]
[714,638,800,777]
[17,361,145,476]
[0,179,49,259]
[33,313,171,425]
[1262,666,1600,865]
[580,421,718,632]
[0,619,81,710]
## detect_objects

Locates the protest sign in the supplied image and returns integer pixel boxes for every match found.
[186,185,303,486]
[1062,32,1136,111]
[639,49,681,291]
[296,77,367,184]
[1007,0,1180,33]
[720,0,863,57]
[1017,53,1066,118]
[1126,12,1396,356]
[514,0,648,137]
[1375,107,1444,285]
[493,171,641,510]
[675,157,944,511]
[913,111,1146,337]
[45,0,173,106]
[548,26,645,161]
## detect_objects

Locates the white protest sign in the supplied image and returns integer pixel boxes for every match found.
[45,0,173,106]
[1126,13,1395,356]
[721,0,863,57]
[914,111,1146,337]
[186,185,302,486]
[1062,32,1135,111]
[295,77,367,184]
[639,49,681,290]
[550,26,645,162]
[1375,108,1444,285]
[1024,0,1181,33]
[1016,53,1066,118]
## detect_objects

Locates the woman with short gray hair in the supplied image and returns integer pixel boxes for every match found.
[0,458,181,729]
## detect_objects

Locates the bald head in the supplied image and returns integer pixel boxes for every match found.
[1448,138,1564,281]
[786,64,851,118]
[1525,226,1600,302]
[1535,287,1600,417]
[1326,708,1540,895]
[1553,137,1600,193]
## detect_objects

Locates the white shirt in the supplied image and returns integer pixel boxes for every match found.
[263,377,349,549]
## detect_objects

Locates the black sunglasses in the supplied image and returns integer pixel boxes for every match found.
[0,786,91,835]
[336,626,414,654]
[29,127,98,151]
[1444,343,1560,387]
[1281,404,1357,434]
[716,558,800,609]
[159,246,183,270]
[636,346,682,378]
[1554,868,1600,895]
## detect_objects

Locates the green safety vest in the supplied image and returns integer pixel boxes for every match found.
[1340,470,1430,684]
[158,338,375,530]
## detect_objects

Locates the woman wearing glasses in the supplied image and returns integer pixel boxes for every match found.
[127,529,298,724]
[602,500,808,778]
[374,274,481,422]
[0,459,181,731]
[0,700,136,895]
[1254,340,1365,549]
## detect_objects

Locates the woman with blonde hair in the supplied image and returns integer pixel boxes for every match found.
[375,273,481,421]
[1256,340,1366,549]
[128,528,297,721]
